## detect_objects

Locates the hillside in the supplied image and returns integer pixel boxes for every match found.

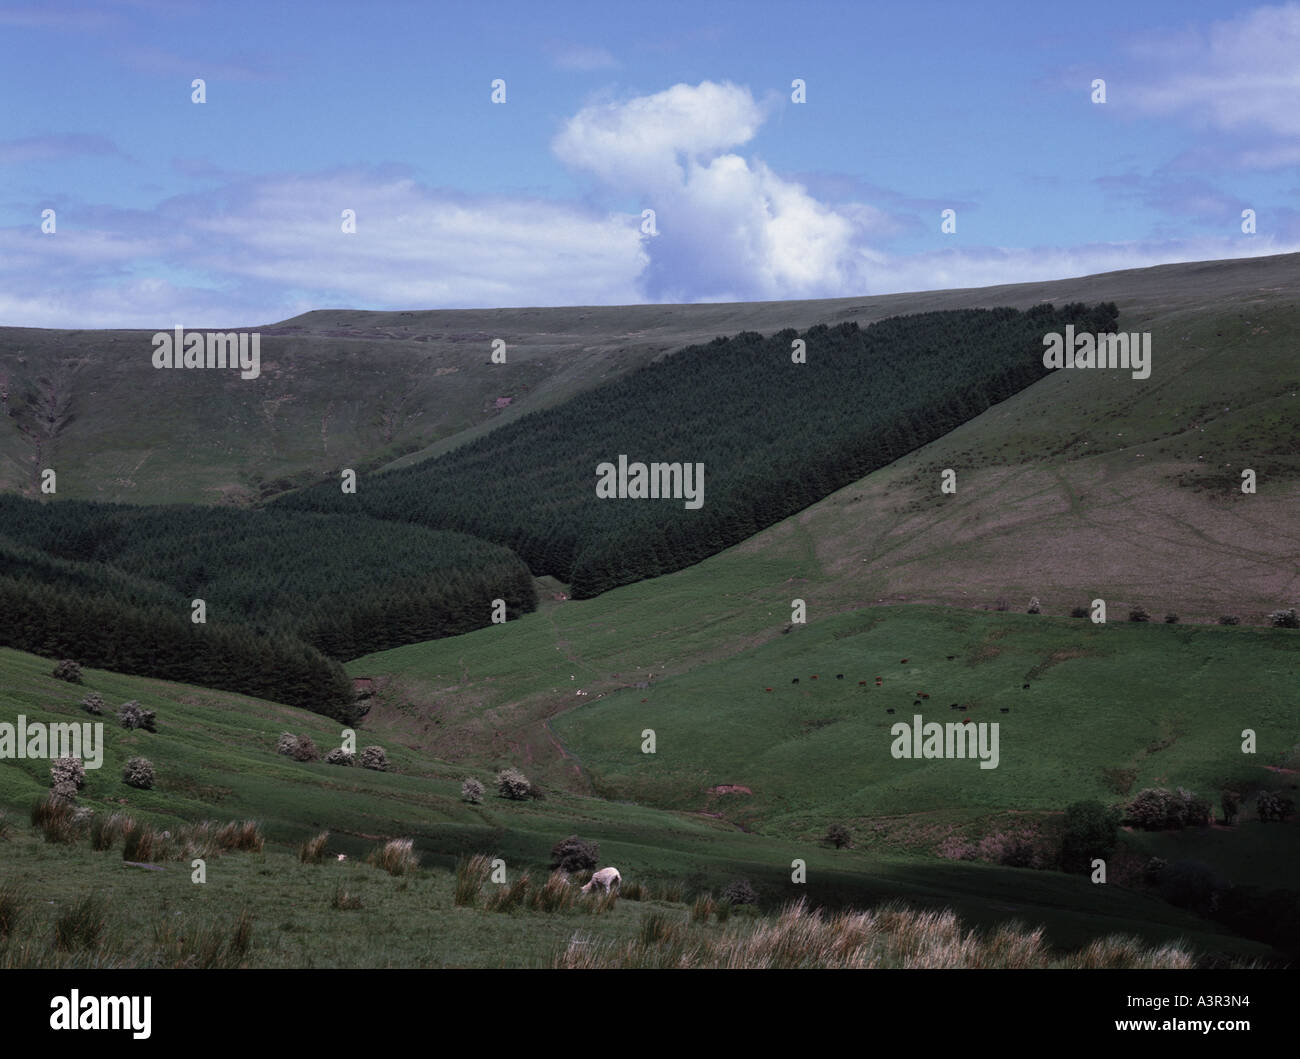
[4,253,1295,509]
[0,646,1275,965]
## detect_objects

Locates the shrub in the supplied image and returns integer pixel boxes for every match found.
[1267,608,1299,629]
[1257,790,1294,822]
[976,830,1041,868]
[823,823,852,849]
[1069,606,1089,619]
[461,777,484,804]
[117,701,157,732]
[1221,790,1241,826]
[331,885,363,911]
[276,732,299,757]
[368,837,418,876]
[359,746,388,771]
[1026,597,1041,615]
[123,756,155,790]
[454,854,493,907]
[1143,856,1168,886]
[290,735,320,763]
[496,767,531,801]
[1060,800,1119,873]
[1217,615,1240,625]
[323,747,355,767]
[49,756,86,800]
[31,795,82,845]
[1126,787,1210,830]
[53,894,107,951]
[299,831,329,864]
[722,878,758,906]
[1164,613,1179,624]
[1159,859,1221,914]
[80,692,106,715]
[550,835,599,873]
[51,659,82,684]
[1128,606,1150,623]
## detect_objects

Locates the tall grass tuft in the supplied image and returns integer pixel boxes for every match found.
[690,893,717,923]
[90,811,132,852]
[0,882,25,939]
[484,872,531,912]
[299,831,330,864]
[619,879,643,901]
[454,854,493,907]
[52,894,107,952]
[331,885,363,911]
[527,871,577,912]
[214,820,264,853]
[31,796,81,845]
[153,910,254,968]
[368,837,419,876]
[554,897,1201,970]
[121,819,156,862]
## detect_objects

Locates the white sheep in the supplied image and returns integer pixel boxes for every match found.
[581,867,621,894]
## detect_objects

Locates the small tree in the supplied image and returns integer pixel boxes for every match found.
[823,823,852,849]
[1060,800,1119,873]
[1164,613,1179,624]
[1221,790,1241,826]
[550,835,599,873]
[123,757,155,790]
[1070,606,1089,619]
[52,660,82,684]
[359,746,388,771]
[80,692,106,715]
[461,777,484,804]
[1026,597,1041,615]
[1267,608,1299,629]
[496,767,531,801]
[1217,615,1240,626]
[276,732,299,757]
[324,748,355,767]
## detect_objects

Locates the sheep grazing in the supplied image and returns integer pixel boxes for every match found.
[581,867,622,894]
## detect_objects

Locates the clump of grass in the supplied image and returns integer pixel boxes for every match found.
[52,894,107,952]
[121,819,157,862]
[0,810,12,842]
[555,897,1200,969]
[368,837,418,876]
[484,872,531,912]
[690,893,717,923]
[619,879,643,901]
[454,854,493,907]
[0,882,25,938]
[154,910,253,968]
[299,831,329,864]
[715,899,732,923]
[331,885,364,911]
[653,880,684,903]
[32,795,81,845]
[90,811,132,852]
[527,871,577,913]
[214,820,264,853]
[582,889,619,916]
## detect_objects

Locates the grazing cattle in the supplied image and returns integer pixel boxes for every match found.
[919,693,930,699]
[765,687,772,692]
[793,678,799,684]
[858,681,867,686]
[900,659,908,664]
[811,675,818,680]
[836,674,844,680]
[913,700,922,706]
[1000,707,1009,713]
[949,703,959,709]
[886,708,895,714]
[1022,684,1030,690]
[581,867,622,894]
[947,655,956,661]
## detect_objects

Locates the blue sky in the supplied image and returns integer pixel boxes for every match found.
[1,0,1297,326]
